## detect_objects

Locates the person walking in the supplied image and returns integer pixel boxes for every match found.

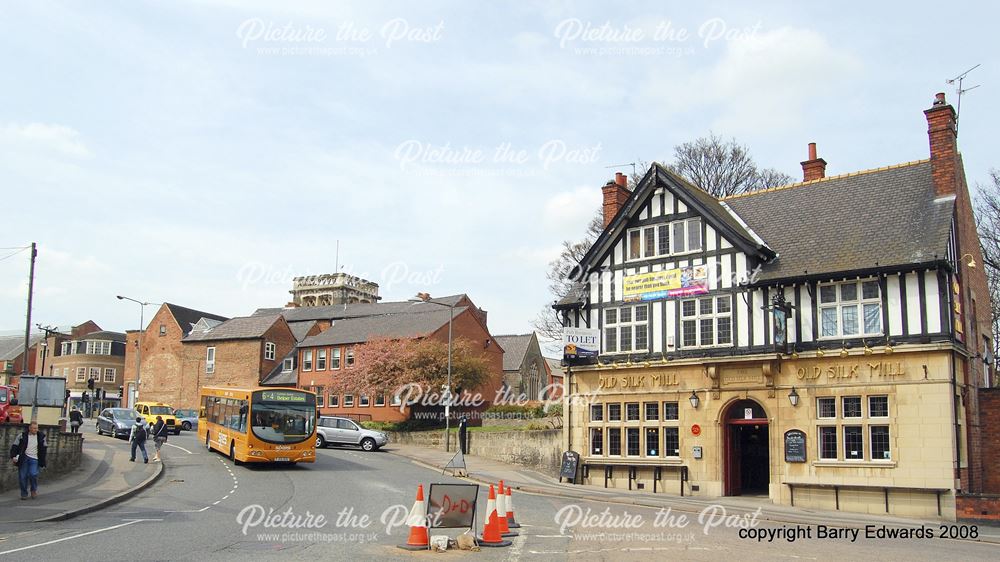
[129,417,148,464]
[69,407,83,434]
[151,415,168,463]
[9,421,47,500]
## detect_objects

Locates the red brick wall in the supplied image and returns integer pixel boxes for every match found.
[978,388,1000,494]
[957,494,1000,522]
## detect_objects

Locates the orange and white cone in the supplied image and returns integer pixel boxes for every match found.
[477,484,511,547]
[397,484,429,550]
[496,479,517,537]
[505,485,521,529]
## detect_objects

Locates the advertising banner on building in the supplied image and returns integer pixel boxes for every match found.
[563,327,600,366]
[622,265,709,302]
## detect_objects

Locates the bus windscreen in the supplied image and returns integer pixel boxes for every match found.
[250,391,315,444]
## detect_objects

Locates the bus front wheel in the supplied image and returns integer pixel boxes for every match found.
[205,432,211,451]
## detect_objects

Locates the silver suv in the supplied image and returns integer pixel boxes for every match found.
[316,416,389,452]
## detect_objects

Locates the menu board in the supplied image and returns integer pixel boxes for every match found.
[784,429,807,463]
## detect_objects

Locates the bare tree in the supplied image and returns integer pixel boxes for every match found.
[533,209,603,343]
[669,133,794,197]
[975,169,1000,375]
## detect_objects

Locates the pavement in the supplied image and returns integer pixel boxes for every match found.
[0,427,997,560]
[0,432,162,523]
[388,443,1000,542]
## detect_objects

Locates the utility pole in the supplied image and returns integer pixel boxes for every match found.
[21,243,38,422]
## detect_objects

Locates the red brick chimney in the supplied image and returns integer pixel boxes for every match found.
[602,172,630,228]
[800,142,827,182]
[924,92,958,198]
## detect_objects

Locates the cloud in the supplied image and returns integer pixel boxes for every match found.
[543,186,601,235]
[638,27,862,134]
[0,123,92,158]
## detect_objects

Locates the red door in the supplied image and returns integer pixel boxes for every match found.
[724,424,741,496]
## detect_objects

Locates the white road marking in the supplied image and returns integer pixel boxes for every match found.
[164,507,211,513]
[165,443,194,454]
[0,519,155,555]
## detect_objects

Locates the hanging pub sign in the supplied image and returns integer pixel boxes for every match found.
[622,265,709,302]
[771,293,793,355]
[563,327,600,366]
[784,429,807,463]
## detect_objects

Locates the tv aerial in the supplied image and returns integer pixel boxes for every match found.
[946,64,981,127]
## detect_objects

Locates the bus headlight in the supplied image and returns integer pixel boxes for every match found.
[249,450,265,457]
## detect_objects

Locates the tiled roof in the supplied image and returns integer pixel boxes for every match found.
[78,331,126,343]
[165,303,229,336]
[182,314,282,342]
[725,160,952,282]
[494,334,534,372]
[0,334,44,361]
[252,294,468,323]
[298,307,467,347]
[260,350,298,386]
[289,320,319,342]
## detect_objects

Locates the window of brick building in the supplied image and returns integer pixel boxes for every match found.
[316,349,327,370]
[103,368,115,383]
[206,347,215,374]
[332,348,341,369]
[302,350,313,371]
[264,342,275,361]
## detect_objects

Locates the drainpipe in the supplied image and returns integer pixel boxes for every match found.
[949,351,962,491]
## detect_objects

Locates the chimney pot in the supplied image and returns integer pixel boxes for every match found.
[602,173,631,228]
[924,91,958,197]
[800,142,827,182]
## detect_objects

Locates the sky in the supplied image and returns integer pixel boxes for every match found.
[0,1,997,342]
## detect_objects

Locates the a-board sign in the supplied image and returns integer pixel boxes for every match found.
[559,451,580,481]
[784,429,807,463]
[427,483,478,529]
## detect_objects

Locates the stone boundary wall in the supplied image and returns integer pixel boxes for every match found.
[0,424,83,493]
[388,429,561,474]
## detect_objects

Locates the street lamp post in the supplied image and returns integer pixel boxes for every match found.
[409,293,456,452]
[116,296,159,408]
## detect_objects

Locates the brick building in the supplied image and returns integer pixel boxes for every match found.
[269,294,504,422]
[0,334,44,386]
[43,324,126,407]
[123,304,299,410]
[555,93,993,520]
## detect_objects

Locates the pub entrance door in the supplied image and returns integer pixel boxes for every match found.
[723,399,769,496]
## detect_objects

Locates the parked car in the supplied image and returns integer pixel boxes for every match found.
[173,408,199,431]
[96,408,142,439]
[135,401,182,435]
[315,416,388,451]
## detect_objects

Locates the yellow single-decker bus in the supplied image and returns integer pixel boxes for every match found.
[199,386,316,464]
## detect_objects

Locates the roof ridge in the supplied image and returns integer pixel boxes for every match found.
[722,159,930,201]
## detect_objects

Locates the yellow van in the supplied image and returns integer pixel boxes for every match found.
[135,401,182,435]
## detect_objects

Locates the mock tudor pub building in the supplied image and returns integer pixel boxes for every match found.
[555,93,994,520]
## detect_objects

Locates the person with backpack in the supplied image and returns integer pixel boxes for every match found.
[9,422,47,499]
[69,407,83,433]
[151,415,168,463]
[129,417,148,463]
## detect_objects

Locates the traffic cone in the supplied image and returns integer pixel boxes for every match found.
[397,484,429,550]
[505,486,521,529]
[496,480,517,537]
[477,484,511,547]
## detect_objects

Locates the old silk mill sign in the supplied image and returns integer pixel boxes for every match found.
[598,372,679,390]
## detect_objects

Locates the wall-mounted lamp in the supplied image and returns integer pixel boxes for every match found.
[817,348,825,358]
[960,253,977,268]
[863,341,874,356]
[689,390,700,409]
[788,387,800,407]
[840,346,849,358]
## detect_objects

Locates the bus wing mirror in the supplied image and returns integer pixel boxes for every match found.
[9,398,17,406]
